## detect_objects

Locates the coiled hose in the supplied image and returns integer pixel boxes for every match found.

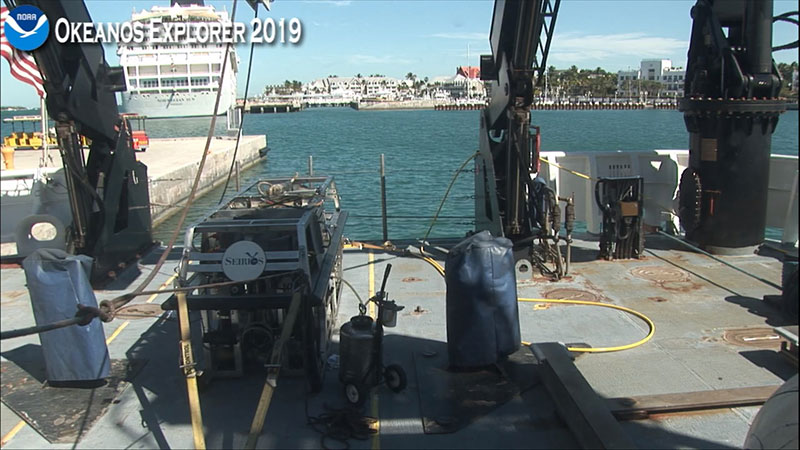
[350,241,655,353]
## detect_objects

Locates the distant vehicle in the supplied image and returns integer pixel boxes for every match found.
[122,113,149,152]
[2,115,57,150]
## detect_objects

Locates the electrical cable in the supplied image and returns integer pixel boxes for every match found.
[219,7,259,204]
[305,401,377,450]
[341,278,364,307]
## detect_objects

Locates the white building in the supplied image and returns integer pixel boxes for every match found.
[617,59,685,98]
[304,76,402,99]
[362,76,401,98]
[429,73,486,100]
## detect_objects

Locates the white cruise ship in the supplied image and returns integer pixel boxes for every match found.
[117,1,238,118]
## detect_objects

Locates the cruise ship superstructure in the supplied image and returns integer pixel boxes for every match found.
[117,3,238,118]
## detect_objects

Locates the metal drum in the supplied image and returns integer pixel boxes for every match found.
[339,315,376,385]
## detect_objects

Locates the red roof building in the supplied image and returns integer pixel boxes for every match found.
[457,66,481,79]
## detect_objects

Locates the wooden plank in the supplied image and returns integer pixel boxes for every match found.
[530,343,636,449]
[607,385,779,420]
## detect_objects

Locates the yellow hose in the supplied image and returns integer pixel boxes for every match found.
[414,246,655,353]
[517,298,655,353]
[348,240,655,353]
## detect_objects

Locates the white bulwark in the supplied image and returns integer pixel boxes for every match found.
[617,59,685,98]
[117,3,239,118]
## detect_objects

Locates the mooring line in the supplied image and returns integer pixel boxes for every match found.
[0,273,179,447]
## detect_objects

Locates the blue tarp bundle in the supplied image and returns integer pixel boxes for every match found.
[22,249,110,382]
[445,231,521,367]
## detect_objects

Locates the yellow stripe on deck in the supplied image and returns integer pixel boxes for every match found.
[367,252,381,450]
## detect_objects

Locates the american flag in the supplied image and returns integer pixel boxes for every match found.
[1,6,45,97]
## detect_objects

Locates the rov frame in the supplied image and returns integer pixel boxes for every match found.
[171,176,346,390]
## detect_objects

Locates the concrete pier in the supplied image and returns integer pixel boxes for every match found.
[351,99,488,111]
[245,102,302,113]
[141,135,267,225]
[351,99,437,110]
[0,134,267,255]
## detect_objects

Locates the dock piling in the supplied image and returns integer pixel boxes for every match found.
[308,155,314,176]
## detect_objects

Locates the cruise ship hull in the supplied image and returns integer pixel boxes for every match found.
[120,90,234,118]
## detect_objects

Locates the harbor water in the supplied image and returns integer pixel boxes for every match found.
[3,108,798,242]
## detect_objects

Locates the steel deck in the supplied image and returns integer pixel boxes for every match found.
[0,233,796,449]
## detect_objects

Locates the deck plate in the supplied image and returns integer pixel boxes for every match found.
[0,354,145,444]
[414,342,539,434]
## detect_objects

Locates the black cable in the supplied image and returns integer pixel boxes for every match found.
[219,8,259,204]
[305,401,377,450]
[0,304,103,340]
[0,317,82,340]
[1,270,301,340]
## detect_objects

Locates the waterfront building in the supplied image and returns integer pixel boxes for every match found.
[430,67,487,100]
[457,66,481,79]
[617,59,685,99]
[304,76,402,99]
[362,76,401,99]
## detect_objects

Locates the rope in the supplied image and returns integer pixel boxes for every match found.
[219,7,259,203]
[656,230,782,290]
[48,0,244,337]
[423,151,477,240]
[0,270,298,340]
[0,316,83,340]
[538,156,594,180]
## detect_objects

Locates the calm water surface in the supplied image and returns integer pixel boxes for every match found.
[3,108,797,241]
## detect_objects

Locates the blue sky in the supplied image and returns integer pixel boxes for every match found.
[2,0,798,107]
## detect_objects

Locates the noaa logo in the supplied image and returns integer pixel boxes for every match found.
[222,241,266,282]
[4,5,49,51]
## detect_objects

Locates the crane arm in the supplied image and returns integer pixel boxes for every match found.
[475,0,560,249]
[6,0,153,283]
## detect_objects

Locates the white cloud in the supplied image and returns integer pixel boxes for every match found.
[430,32,487,41]
[348,54,412,65]
[548,32,688,67]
